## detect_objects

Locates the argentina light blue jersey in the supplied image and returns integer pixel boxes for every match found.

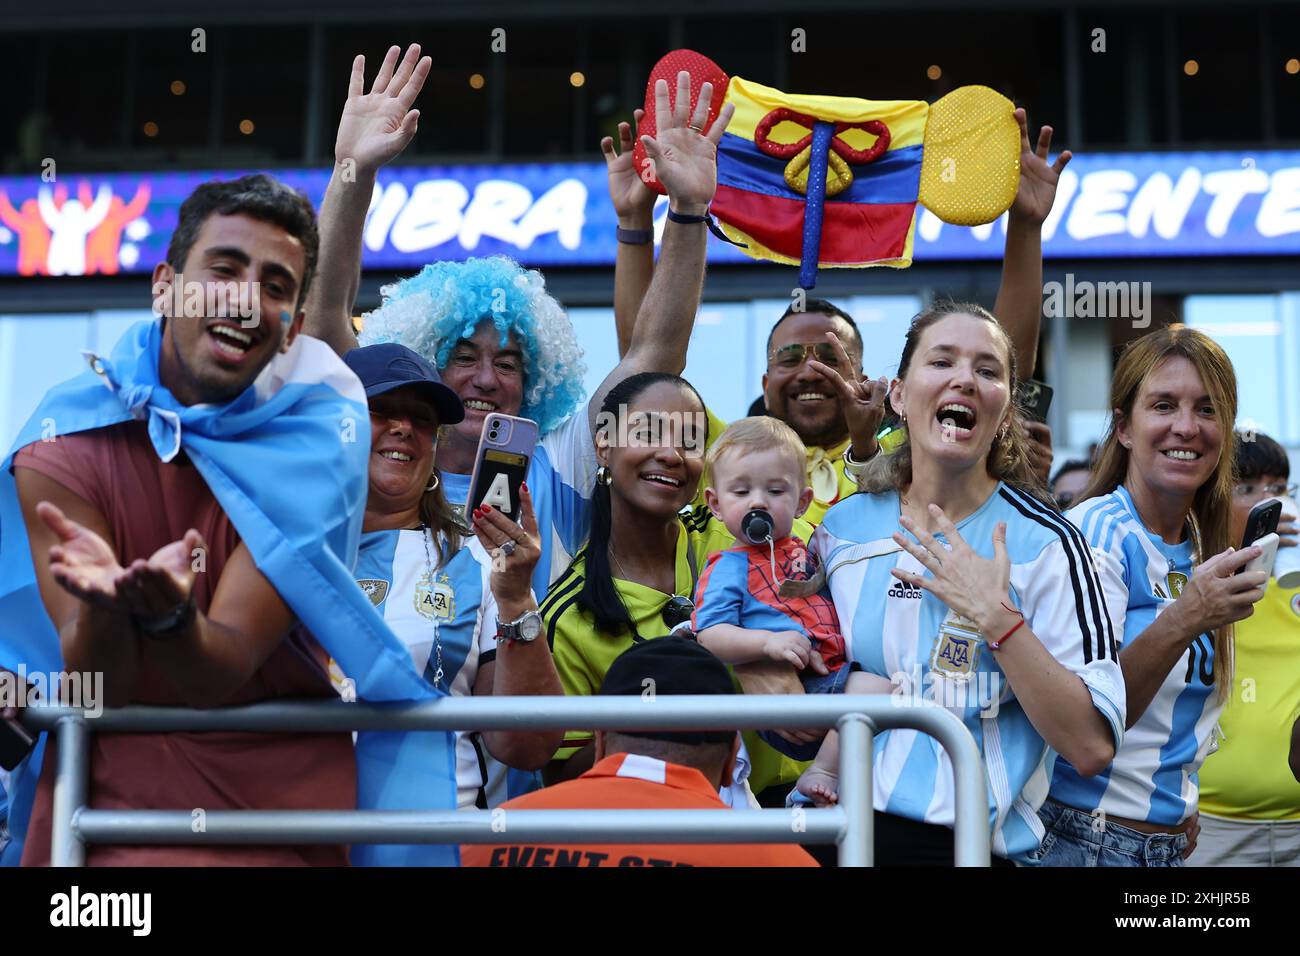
[812,483,1125,863]
[352,528,537,810]
[1050,486,1220,826]
[441,411,597,603]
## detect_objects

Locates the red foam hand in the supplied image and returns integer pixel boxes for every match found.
[632,49,730,195]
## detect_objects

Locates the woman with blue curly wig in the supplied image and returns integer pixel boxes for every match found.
[303,61,735,606]
[357,255,596,604]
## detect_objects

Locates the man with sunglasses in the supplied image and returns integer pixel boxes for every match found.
[757,299,887,526]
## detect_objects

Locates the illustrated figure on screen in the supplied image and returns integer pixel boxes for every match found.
[38,183,111,277]
[84,184,151,276]
[0,192,53,277]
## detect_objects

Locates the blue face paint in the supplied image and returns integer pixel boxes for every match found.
[280,310,292,324]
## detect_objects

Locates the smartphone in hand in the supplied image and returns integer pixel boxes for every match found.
[1016,380,1054,425]
[467,413,538,524]
[1240,498,1282,578]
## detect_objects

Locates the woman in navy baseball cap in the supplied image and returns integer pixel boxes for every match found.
[340,343,565,816]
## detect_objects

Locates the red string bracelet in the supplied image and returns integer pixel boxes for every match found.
[988,602,1024,651]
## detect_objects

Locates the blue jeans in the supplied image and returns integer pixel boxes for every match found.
[1032,798,1188,867]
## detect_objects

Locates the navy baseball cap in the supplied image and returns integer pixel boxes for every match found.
[344,343,464,426]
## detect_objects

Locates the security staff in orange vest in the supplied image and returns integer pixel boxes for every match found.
[461,637,817,867]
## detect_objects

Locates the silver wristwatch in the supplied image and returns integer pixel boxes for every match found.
[496,609,543,645]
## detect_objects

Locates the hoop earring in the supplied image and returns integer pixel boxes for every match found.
[596,465,613,486]
[426,472,440,493]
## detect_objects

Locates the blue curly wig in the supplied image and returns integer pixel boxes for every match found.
[359,256,586,434]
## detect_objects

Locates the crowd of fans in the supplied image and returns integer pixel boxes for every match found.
[2,42,1298,868]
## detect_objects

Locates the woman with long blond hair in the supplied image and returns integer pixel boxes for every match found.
[1038,325,1268,867]
[804,301,1124,865]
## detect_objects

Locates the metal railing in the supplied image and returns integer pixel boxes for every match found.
[23,695,991,867]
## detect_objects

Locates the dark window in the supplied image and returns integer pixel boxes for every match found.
[785,12,1064,135]
[585,21,671,155]
[129,28,217,163]
[219,26,311,162]
[1269,7,1300,141]
[500,25,579,156]
[1,33,46,173]
[1175,12,1263,145]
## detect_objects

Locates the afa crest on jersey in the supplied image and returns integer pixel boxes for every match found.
[357,578,390,607]
[414,569,456,622]
[931,613,983,681]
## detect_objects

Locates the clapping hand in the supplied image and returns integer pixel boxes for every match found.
[37,501,127,610]
[639,70,735,215]
[115,531,204,622]
[38,500,202,623]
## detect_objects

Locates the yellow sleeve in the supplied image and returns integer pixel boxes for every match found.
[548,608,599,762]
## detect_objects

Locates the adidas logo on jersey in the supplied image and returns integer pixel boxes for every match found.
[888,580,923,600]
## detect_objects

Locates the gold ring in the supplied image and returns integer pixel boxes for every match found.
[688,123,705,133]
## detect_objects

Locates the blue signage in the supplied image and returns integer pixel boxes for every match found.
[2,150,1299,277]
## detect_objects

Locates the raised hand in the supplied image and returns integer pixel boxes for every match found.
[37,501,126,610]
[807,331,888,457]
[1009,108,1072,225]
[602,109,658,226]
[639,70,735,215]
[113,530,205,623]
[473,482,542,607]
[335,44,432,175]
[891,505,1013,631]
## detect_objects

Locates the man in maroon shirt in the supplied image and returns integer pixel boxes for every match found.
[11,172,358,865]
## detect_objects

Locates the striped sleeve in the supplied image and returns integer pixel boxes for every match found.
[1001,494,1127,749]
[538,411,598,558]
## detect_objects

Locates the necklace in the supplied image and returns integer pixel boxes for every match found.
[420,527,446,689]
[609,536,676,594]
[610,547,632,582]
